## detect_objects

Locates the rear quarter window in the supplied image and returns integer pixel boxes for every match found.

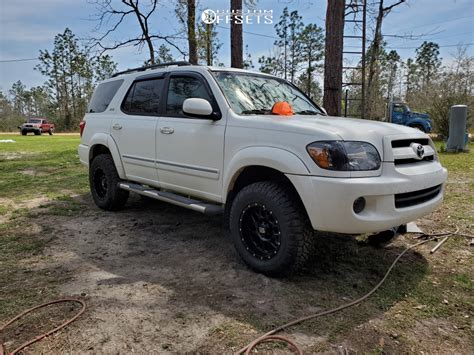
[121,78,164,115]
[88,80,124,113]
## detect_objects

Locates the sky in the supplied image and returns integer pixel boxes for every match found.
[0,0,473,93]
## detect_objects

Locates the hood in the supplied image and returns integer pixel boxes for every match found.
[410,111,430,120]
[240,114,428,157]
[250,114,422,138]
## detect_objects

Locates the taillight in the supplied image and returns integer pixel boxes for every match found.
[79,120,86,137]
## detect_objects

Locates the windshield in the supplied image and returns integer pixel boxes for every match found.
[212,71,323,116]
[28,119,42,123]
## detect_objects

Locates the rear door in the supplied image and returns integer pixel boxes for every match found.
[155,72,225,202]
[111,75,165,185]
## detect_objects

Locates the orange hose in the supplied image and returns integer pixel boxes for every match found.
[0,298,86,355]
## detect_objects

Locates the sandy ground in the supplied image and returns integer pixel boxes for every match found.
[5,193,471,354]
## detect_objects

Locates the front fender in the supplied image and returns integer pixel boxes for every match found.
[88,133,126,179]
[223,146,310,198]
[407,118,431,132]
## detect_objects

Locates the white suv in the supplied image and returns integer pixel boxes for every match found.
[79,62,447,275]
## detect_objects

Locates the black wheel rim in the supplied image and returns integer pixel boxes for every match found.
[239,203,281,260]
[93,168,108,199]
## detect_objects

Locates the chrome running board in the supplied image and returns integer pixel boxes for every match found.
[118,182,223,215]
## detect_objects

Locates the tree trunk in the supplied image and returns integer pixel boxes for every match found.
[323,0,345,116]
[307,50,312,97]
[187,0,198,64]
[366,0,384,119]
[206,24,212,65]
[230,0,243,68]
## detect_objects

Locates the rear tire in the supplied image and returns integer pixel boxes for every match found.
[228,181,314,276]
[49,129,53,135]
[89,154,129,211]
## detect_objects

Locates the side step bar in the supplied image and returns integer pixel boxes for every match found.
[118,182,224,216]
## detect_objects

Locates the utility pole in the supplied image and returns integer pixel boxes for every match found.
[323,0,345,116]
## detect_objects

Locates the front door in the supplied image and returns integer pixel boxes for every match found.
[111,76,165,185]
[155,73,225,202]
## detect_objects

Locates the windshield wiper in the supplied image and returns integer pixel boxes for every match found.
[295,110,322,115]
[241,109,272,115]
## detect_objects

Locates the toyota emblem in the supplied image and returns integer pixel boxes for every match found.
[410,143,425,159]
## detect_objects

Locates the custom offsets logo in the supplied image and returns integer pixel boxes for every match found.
[201,9,273,25]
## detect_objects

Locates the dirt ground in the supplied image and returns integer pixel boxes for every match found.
[2,191,471,354]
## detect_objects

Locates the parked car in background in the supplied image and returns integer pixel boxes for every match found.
[389,102,432,133]
[19,118,55,135]
[79,62,447,276]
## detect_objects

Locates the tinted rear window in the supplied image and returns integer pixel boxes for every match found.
[122,78,164,115]
[88,80,123,113]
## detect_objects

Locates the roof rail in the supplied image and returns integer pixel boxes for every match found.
[111,61,193,78]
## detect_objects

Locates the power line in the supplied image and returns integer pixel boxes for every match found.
[0,57,39,63]
[216,25,278,39]
[399,15,474,31]
[386,42,474,50]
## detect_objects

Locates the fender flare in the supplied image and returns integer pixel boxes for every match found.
[223,146,310,199]
[88,133,126,179]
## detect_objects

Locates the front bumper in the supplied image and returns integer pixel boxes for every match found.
[20,127,41,132]
[287,162,447,234]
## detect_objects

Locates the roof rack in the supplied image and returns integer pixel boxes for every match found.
[111,61,193,78]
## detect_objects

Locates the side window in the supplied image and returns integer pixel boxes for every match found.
[122,78,164,115]
[88,80,124,113]
[166,76,212,116]
[393,106,404,113]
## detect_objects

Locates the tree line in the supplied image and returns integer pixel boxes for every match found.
[0,1,472,135]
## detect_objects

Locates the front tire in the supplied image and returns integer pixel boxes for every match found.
[49,129,53,135]
[21,130,27,136]
[89,154,129,210]
[228,181,313,276]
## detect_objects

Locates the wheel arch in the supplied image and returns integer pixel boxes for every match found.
[88,133,126,179]
[224,147,310,200]
[223,147,311,222]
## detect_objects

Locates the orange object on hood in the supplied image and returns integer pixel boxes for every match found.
[271,101,294,116]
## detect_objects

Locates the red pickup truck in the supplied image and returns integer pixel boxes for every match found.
[19,118,55,135]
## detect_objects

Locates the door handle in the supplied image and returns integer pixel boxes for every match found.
[160,127,174,134]
[112,123,122,130]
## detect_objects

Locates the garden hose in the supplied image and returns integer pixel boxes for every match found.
[0,299,86,355]
[238,227,471,354]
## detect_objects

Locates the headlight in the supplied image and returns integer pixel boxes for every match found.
[306,141,381,171]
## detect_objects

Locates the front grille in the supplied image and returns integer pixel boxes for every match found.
[395,155,434,165]
[391,138,429,148]
[395,184,442,208]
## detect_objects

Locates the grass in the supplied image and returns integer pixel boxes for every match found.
[0,134,88,203]
[0,134,86,321]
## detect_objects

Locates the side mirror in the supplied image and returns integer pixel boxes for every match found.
[183,98,214,118]
[320,106,328,115]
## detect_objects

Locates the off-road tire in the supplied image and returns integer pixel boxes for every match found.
[21,130,27,136]
[90,154,129,211]
[49,129,53,135]
[34,130,40,136]
[228,181,314,276]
